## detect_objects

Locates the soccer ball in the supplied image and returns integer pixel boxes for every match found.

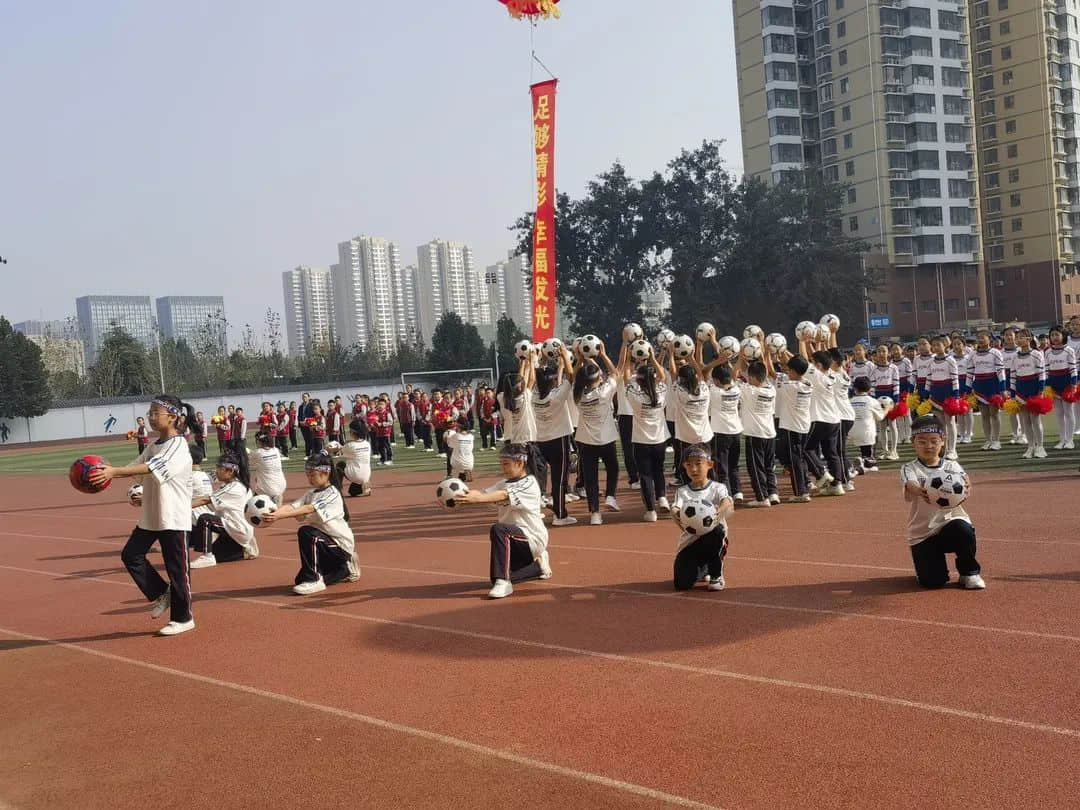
[740,337,763,360]
[127,484,143,506]
[696,322,715,342]
[878,396,895,414]
[436,477,469,508]
[671,334,695,359]
[630,339,653,362]
[820,313,841,330]
[514,339,533,360]
[926,470,969,509]
[718,335,741,355]
[765,332,787,354]
[677,497,718,536]
[656,328,676,348]
[743,324,764,340]
[795,320,818,341]
[244,494,277,527]
[68,455,111,494]
[580,334,603,357]
[815,324,831,342]
[542,338,564,360]
[571,336,583,353]
[326,440,342,453]
[623,322,644,342]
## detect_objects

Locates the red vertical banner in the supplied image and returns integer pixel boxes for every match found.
[530,79,557,342]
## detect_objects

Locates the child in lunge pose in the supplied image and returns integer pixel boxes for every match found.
[671,444,734,591]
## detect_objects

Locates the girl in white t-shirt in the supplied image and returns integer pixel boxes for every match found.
[90,394,196,636]
[733,353,778,507]
[705,363,743,501]
[573,344,621,525]
[615,346,640,489]
[334,419,373,497]
[445,419,476,480]
[190,449,257,569]
[532,346,577,526]
[262,452,359,595]
[496,355,547,488]
[250,430,287,506]
[667,351,714,485]
[621,341,671,522]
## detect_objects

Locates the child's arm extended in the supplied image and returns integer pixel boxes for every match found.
[715,496,734,521]
[89,461,151,486]
[904,481,930,502]
[260,502,315,524]
[456,489,509,505]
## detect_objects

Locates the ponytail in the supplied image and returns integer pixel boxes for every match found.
[217,449,251,490]
[636,364,659,407]
[677,363,699,393]
[153,393,195,436]
[496,373,523,414]
[309,450,351,522]
[536,365,558,400]
[573,362,602,404]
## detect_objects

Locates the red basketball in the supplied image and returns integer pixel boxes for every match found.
[69,455,111,494]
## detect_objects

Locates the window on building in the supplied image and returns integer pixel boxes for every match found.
[948,179,973,198]
[910,121,938,142]
[842,104,851,121]
[945,298,960,311]
[977,50,992,68]
[973,1,989,19]
[1005,119,1016,134]
[849,215,859,231]
[1004,94,1015,109]
[769,116,801,136]
[997,0,1007,8]
[771,143,804,163]
[946,151,971,170]
[985,172,1000,188]
[978,75,994,92]
[1003,70,1013,85]
[837,21,846,37]
[847,187,857,203]
[987,196,1001,213]
[840,77,849,94]
[824,164,840,182]
[940,40,965,60]
[976,26,991,43]
[1013,241,1025,255]
[822,138,838,157]
[941,67,966,87]
[983,148,999,164]
[921,299,938,312]
[900,301,914,313]
[968,297,980,309]
[999,21,1010,35]
[986,220,1003,237]
[1006,144,1018,159]
[1067,294,1073,305]
[980,98,996,117]
[950,206,973,225]
[916,206,943,226]
[839,49,847,66]
[879,303,889,314]
[952,234,975,253]
[836,0,844,7]
[867,302,877,314]
[1011,217,1023,231]
[944,123,969,143]
[845,160,855,176]
[767,89,800,109]
[1001,46,1011,60]
[1008,167,1020,182]
[843,133,853,149]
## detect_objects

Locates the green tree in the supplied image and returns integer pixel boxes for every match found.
[0,317,54,428]
[494,314,528,380]
[428,312,487,371]
[90,326,155,396]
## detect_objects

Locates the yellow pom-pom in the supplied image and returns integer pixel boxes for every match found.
[916,399,934,416]
[1003,397,1022,415]
[966,393,978,409]
[1044,386,1056,400]
[906,392,921,411]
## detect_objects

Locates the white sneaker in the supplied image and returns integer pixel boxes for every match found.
[887,451,900,461]
[845,481,855,492]
[604,495,620,512]
[293,578,326,596]
[733,492,744,502]
[813,472,834,489]
[786,494,812,503]
[565,492,581,502]
[542,496,553,508]
[826,484,846,496]
[157,619,195,636]
[590,512,603,526]
[437,453,446,458]
[190,554,217,569]
[1065,441,1076,450]
[1008,437,1019,445]
[945,451,958,461]
[744,499,771,508]
[1019,435,1029,445]
[643,510,658,522]
[1022,446,1034,459]
[552,515,578,527]
[384,460,393,466]
[981,441,991,451]
[707,575,726,591]
[425,448,434,452]
[345,557,361,582]
[657,496,671,512]
[989,441,1001,450]
[630,481,641,490]
[1054,440,1065,450]
[151,592,170,619]
[665,446,674,454]
[960,574,986,590]
[768,493,780,504]
[1034,446,1048,459]
[487,579,513,598]
[537,550,552,579]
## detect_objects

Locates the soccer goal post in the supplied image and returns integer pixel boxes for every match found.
[401,367,496,392]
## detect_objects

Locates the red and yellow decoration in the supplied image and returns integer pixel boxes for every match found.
[1025,395,1054,415]
[885,400,908,422]
[915,399,934,417]
[498,0,561,20]
[1002,397,1022,416]
[942,396,970,417]
[530,78,558,341]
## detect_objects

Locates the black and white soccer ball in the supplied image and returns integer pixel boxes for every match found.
[815,323,831,342]
[740,337,763,361]
[127,484,143,507]
[656,328,676,348]
[795,320,818,341]
[677,498,719,536]
[541,338,564,360]
[765,332,787,354]
[630,339,653,362]
[436,477,469,508]
[718,335,741,355]
[622,322,644,342]
[514,339,533,360]
[580,334,603,357]
[671,334,695,359]
[742,324,763,340]
[926,470,969,509]
[820,313,840,330]
[696,322,715,342]
[244,494,277,527]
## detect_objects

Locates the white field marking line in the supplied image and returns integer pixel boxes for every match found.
[3,565,1080,743]
[0,624,724,810]
[5,531,1080,644]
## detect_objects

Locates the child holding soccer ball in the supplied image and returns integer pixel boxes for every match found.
[190,449,257,569]
[671,444,734,591]
[900,414,984,590]
[454,442,551,599]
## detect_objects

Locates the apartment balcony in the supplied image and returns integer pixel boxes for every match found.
[894,252,917,267]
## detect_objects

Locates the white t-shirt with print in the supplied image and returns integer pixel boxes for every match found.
[625,380,671,444]
[738,382,777,439]
[498,391,537,444]
[291,486,355,555]
[575,378,619,446]
[136,436,193,532]
[673,382,714,444]
[446,429,475,472]
[485,475,549,558]
[707,381,742,435]
[210,479,257,555]
[532,379,574,442]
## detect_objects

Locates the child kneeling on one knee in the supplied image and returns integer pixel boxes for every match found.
[672,443,734,591]
[901,414,985,590]
[454,442,551,599]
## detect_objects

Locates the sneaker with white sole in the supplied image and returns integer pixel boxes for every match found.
[537,551,552,579]
[190,554,217,569]
[552,515,578,527]
[345,557,361,582]
[845,481,855,492]
[630,481,641,490]
[151,592,170,619]
[887,451,900,461]
[1065,441,1076,450]
[944,451,958,461]
[1022,446,1034,459]
[744,499,771,508]
[665,446,674,454]
[733,492,744,502]
[157,619,195,636]
[565,492,581,503]
[813,473,834,489]
[657,496,671,512]
[604,495,620,512]
[825,483,846,496]
[487,579,513,598]
[786,494,812,503]
[960,573,986,590]
[589,512,602,526]
[707,575,726,591]
[643,510,658,522]
[768,493,780,504]
[988,441,1001,450]
[293,578,326,596]
[1034,446,1047,459]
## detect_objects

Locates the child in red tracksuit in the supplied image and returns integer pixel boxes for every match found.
[372,400,394,465]
[432,391,455,457]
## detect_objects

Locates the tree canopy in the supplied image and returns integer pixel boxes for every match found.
[0,317,53,420]
[428,311,488,372]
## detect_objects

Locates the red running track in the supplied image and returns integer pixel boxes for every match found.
[0,464,1078,809]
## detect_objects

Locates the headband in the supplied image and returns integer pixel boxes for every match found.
[682,445,713,461]
[499,446,529,461]
[912,423,944,437]
[151,399,182,416]
[218,460,239,471]
[305,456,332,472]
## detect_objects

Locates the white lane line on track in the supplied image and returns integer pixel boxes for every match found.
[0,624,724,810]
[1,565,1079,742]
[4,531,1080,644]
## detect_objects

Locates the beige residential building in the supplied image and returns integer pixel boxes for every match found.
[735,0,992,337]
[970,0,1080,323]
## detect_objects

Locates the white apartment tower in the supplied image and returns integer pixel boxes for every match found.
[281,265,334,357]
[485,252,533,336]
[415,239,486,345]
[331,236,414,356]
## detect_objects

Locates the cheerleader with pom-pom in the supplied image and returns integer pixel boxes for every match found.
[1045,325,1077,450]
[951,335,975,444]
[1009,329,1048,459]
[926,335,961,460]
[891,343,914,444]
[1000,327,1026,445]
[871,344,901,461]
[967,329,1005,451]
[1068,316,1080,438]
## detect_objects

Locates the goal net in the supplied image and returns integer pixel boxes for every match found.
[401,367,495,393]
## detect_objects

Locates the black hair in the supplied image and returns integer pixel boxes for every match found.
[153,393,195,435]
[711,364,732,385]
[255,430,273,449]
[676,362,700,393]
[746,361,766,382]
[217,449,251,490]
[307,451,351,521]
[190,445,206,465]
[536,365,559,400]
[810,350,832,370]
[635,363,659,407]
[496,373,524,413]
[348,418,369,441]
[852,376,872,394]
[573,361,603,404]
[786,355,809,375]
[828,347,843,365]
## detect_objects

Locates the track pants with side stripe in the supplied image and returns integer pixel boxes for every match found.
[121,527,191,623]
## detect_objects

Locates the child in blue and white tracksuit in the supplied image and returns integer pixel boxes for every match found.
[967,331,1005,451]
[1009,329,1046,459]
[1045,326,1077,449]
[926,336,960,460]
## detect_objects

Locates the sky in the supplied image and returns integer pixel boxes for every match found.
[1,0,742,343]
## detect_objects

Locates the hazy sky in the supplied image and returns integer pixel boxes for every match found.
[1,0,741,342]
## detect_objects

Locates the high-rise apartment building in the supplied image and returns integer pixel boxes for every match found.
[970,0,1080,323]
[735,0,991,336]
[484,252,533,336]
[281,266,334,357]
[415,240,487,345]
[155,296,226,352]
[75,295,156,364]
[331,236,419,356]
[14,320,86,378]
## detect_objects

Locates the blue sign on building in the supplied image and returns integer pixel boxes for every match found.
[869,315,892,330]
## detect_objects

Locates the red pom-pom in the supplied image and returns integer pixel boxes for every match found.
[988,393,1006,410]
[1062,386,1080,404]
[886,400,909,421]
[943,396,970,416]
[1025,395,1055,415]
